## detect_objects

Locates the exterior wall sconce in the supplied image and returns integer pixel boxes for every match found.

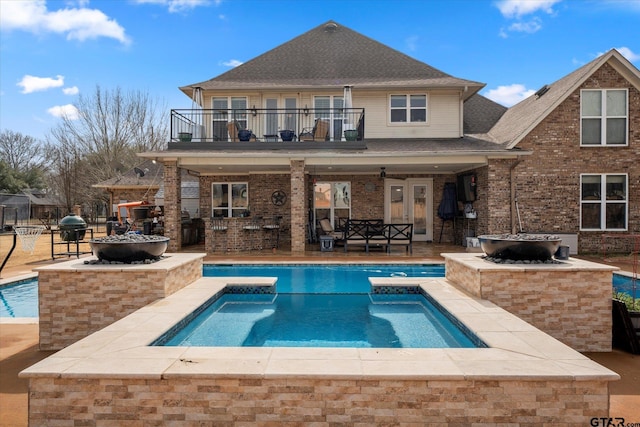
[251,106,257,117]
[303,105,309,116]
[380,167,386,178]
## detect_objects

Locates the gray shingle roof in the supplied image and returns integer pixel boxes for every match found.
[463,94,507,134]
[487,49,640,148]
[181,21,484,98]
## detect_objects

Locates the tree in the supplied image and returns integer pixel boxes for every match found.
[0,130,47,192]
[47,85,168,211]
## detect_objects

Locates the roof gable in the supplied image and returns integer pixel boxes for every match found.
[181,21,484,98]
[488,49,640,148]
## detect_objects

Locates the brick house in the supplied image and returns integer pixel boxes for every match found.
[139,21,639,255]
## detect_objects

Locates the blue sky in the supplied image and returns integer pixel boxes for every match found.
[1,0,638,141]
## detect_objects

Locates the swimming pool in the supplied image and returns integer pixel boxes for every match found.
[0,277,38,318]
[202,263,446,293]
[613,273,639,298]
[1,264,635,319]
[157,292,479,348]
[158,263,478,348]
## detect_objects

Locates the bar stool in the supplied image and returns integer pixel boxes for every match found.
[242,216,263,251]
[211,217,228,252]
[263,215,282,249]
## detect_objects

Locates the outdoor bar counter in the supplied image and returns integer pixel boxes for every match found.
[206,216,278,252]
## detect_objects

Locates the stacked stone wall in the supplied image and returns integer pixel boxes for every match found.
[27,377,609,426]
[37,256,202,350]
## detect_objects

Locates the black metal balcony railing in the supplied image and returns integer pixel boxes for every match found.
[169,108,365,146]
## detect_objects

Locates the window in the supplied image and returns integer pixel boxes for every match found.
[212,182,248,217]
[314,181,351,228]
[212,97,248,141]
[580,174,627,230]
[581,89,627,146]
[390,94,427,123]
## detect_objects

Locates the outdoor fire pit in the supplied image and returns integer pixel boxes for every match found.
[478,234,562,261]
[89,234,169,263]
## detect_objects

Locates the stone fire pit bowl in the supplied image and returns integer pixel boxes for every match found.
[478,234,562,261]
[89,234,169,263]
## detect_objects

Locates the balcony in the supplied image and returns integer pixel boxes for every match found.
[169,108,365,150]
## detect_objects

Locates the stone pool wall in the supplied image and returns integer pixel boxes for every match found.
[35,253,205,350]
[26,377,609,426]
[443,253,616,352]
[21,274,619,425]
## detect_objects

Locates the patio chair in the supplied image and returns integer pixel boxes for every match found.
[319,218,344,241]
[299,119,330,141]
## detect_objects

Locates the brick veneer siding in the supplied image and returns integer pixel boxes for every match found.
[37,256,203,350]
[200,174,292,252]
[508,63,639,253]
[290,160,306,252]
[27,377,609,426]
[445,257,612,352]
[164,161,182,252]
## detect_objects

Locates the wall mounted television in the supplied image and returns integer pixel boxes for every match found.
[457,173,477,203]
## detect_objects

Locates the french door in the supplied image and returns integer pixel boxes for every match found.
[384,178,433,241]
[265,96,297,136]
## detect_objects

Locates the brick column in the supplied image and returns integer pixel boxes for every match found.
[163,161,181,251]
[485,159,512,234]
[290,160,306,253]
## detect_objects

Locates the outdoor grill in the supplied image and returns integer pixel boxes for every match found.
[59,213,87,242]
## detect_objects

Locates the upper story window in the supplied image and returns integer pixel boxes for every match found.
[390,94,427,123]
[212,182,248,218]
[580,174,627,231]
[581,89,628,146]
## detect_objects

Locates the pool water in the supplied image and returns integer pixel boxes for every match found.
[0,278,38,318]
[203,264,446,294]
[159,264,479,348]
[160,292,478,348]
[613,274,639,298]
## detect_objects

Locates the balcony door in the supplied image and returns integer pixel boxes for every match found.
[384,178,433,242]
[314,96,344,141]
[212,97,247,141]
[265,97,297,137]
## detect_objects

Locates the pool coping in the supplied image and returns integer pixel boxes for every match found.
[20,274,619,383]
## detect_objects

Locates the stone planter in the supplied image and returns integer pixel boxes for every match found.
[238,129,252,141]
[178,132,192,142]
[344,129,358,141]
[279,130,295,141]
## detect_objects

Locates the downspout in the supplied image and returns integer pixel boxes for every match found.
[510,158,523,234]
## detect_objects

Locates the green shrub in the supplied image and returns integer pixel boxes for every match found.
[613,291,640,312]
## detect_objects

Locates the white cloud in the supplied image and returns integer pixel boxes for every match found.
[507,18,542,34]
[47,104,79,120]
[63,86,80,95]
[484,84,536,107]
[18,75,65,94]
[609,47,640,63]
[496,0,560,18]
[133,0,211,13]
[0,0,130,44]
[222,59,243,67]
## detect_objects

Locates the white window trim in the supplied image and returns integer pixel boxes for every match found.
[580,89,629,147]
[211,182,249,218]
[388,93,429,125]
[579,173,628,231]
